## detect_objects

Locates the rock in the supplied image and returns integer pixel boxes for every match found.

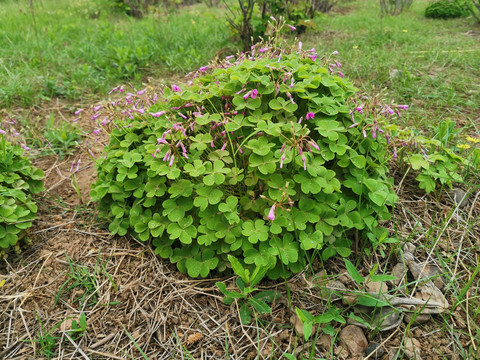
[403,312,430,325]
[403,242,416,255]
[417,282,449,312]
[388,350,399,360]
[339,273,352,286]
[342,293,358,306]
[404,337,422,359]
[289,311,305,338]
[391,263,407,287]
[339,325,368,356]
[307,272,347,302]
[60,318,74,331]
[322,280,347,302]
[307,270,327,288]
[372,307,402,331]
[451,188,469,208]
[349,306,403,331]
[422,264,445,290]
[317,333,332,351]
[365,275,388,294]
[365,342,386,359]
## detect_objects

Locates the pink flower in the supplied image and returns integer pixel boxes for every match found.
[150,111,166,117]
[308,54,317,62]
[280,154,286,168]
[397,105,409,110]
[332,50,339,55]
[268,204,276,221]
[74,109,83,116]
[93,105,103,112]
[288,25,296,31]
[243,91,252,100]
[306,112,315,120]
[163,151,171,162]
[309,140,320,151]
[393,147,397,159]
[93,128,101,135]
[172,84,181,92]
[338,71,344,78]
[137,89,146,95]
[169,155,175,167]
[0,129,5,135]
[251,89,258,99]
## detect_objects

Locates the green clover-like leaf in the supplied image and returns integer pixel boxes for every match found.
[269,234,299,265]
[241,219,269,244]
[245,136,275,156]
[203,160,231,185]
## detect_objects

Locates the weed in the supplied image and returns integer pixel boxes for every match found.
[32,313,59,359]
[35,112,81,159]
[55,252,117,307]
[216,255,278,324]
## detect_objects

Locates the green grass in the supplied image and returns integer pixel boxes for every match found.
[0,0,230,107]
[306,0,480,131]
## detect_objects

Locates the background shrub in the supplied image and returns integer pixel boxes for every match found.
[380,0,413,16]
[91,36,403,279]
[425,0,469,18]
[466,0,480,21]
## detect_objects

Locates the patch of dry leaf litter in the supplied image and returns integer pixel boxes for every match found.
[0,150,479,359]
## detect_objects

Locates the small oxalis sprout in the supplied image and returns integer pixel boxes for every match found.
[216,255,278,324]
[91,20,407,278]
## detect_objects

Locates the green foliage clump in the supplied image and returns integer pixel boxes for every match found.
[91,38,400,279]
[396,119,480,193]
[425,0,469,18]
[0,137,44,257]
[34,113,81,159]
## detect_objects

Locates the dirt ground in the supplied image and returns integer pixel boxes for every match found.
[1,104,479,359]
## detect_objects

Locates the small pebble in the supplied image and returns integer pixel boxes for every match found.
[452,188,468,208]
[365,342,385,359]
